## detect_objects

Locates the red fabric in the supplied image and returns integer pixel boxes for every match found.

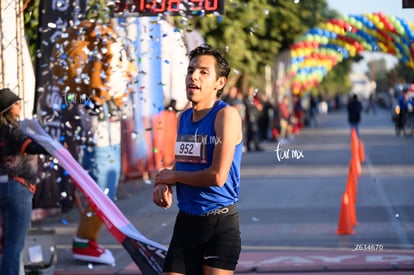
[279,103,290,120]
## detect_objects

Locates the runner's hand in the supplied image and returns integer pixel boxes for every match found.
[153,184,172,209]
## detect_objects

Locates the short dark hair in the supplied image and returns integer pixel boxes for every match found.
[188,45,230,97]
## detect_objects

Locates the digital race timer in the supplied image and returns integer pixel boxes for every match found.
[113,0,225,16]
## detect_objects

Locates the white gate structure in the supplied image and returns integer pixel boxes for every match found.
[0,0,36,118]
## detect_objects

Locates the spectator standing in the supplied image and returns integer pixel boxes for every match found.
[365,93,376,114]
[278,95,294,144]
[223,86,245,120]
[271,100,281,141]
[293,95,304,134]
[243,87,263,151]
[0,88,48,275]
[318,94,328,115]
[257,93,273,141]
[395,88,413,135]
[222,86,239,106]
[347,94,363,136]
[309,94,318,127]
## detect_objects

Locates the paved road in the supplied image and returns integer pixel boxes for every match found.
[28,105,414,274]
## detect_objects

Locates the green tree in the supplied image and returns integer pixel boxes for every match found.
[387,61,414,86]
[23,0,40,62]
[24,0,351,97]
[176,0,336,92]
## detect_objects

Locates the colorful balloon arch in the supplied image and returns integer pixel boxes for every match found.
[289,12,414,95]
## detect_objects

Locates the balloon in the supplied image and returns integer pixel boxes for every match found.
[289,13,414,95]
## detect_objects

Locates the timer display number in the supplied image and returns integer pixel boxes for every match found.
[113,0,224,16]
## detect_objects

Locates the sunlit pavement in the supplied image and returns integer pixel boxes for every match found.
[30,105,414,274]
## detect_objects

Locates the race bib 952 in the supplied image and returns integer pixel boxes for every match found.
[175,135,208,164]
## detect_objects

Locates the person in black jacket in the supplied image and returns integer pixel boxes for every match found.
[347,94,363,136]
[0,88,48,275]
[243,87,263,151]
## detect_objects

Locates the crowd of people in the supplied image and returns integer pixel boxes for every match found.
[222,87,323,150]
[222,87,387,151]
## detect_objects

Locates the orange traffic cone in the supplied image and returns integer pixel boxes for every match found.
[347,160,358,201]
[347,189,358,226]
[351,152,361,177]
[348,192,358,226]
[350,128,359,151]
[345,167,358,226]
[350,128,361,175]
[346,165,357,202]
[359,140,366,163]
[337,192,355,235]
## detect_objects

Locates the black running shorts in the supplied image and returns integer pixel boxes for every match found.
[163,204,241,274]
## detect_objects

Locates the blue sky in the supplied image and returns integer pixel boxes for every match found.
[326,0,413,21]
[326,0,414,73]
